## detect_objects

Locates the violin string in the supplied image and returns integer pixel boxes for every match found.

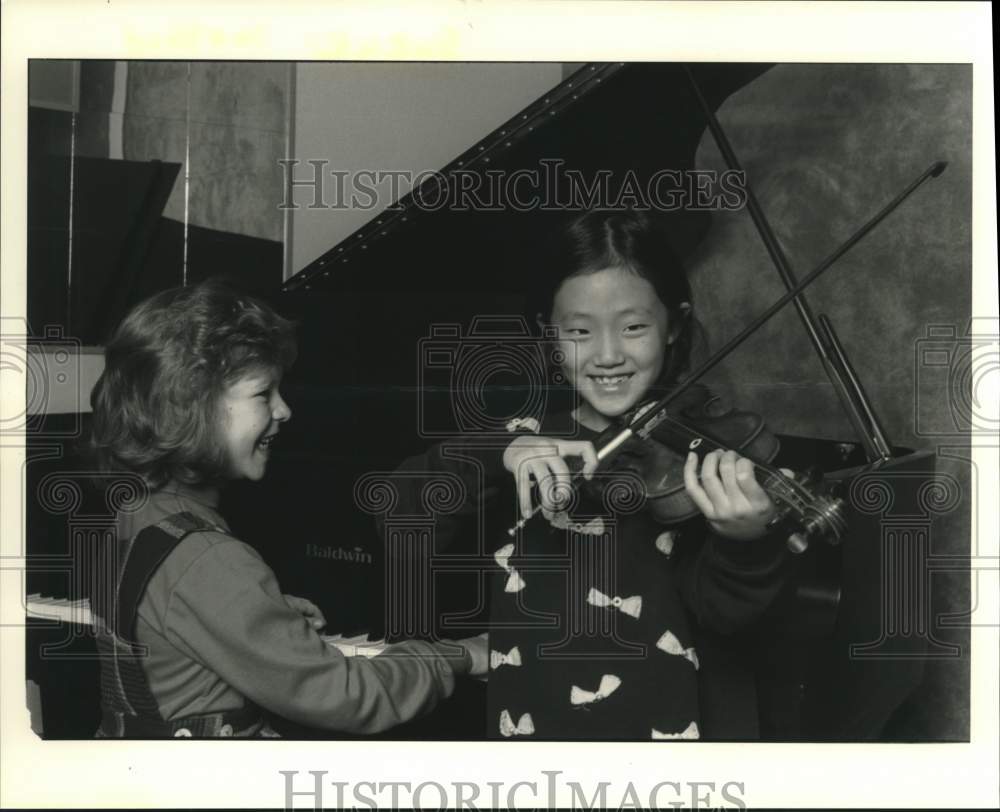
[608,410,844,543]
[655,413,815,511]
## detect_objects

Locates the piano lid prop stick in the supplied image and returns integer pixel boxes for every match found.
[508,159,948,536]
[686,65,941,463]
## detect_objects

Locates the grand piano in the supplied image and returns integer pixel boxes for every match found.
[25,62,967,741]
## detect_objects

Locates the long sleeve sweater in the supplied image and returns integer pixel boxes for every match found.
[377,412,791,740]
[112,482,468,734]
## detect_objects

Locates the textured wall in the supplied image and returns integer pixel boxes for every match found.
[291,62,565,273]
[124,62,290,242]
[687,64,972,738]
[689,64,971,445]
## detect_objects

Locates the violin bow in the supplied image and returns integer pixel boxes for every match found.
[684,66,947,463]
[510,74,947,534]
[510,196,915,535]
[611,158,948,453]
[511,150,948,535]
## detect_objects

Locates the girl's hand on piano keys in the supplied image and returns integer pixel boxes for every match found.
[284,594,327,631]
[457,633,489,677]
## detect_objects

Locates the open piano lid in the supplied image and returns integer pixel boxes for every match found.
[282,62,772,297]
[261,62,940,740]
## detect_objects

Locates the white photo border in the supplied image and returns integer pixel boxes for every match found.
[1,1,996,809]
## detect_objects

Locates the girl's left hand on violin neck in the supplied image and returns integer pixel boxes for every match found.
[682,449,790,542]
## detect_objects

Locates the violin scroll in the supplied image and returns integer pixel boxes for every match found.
[763,466,848,554]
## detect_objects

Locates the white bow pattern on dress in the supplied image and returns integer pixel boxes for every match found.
[570,674,622,706]
[494,543,526,593]
[546,511,606,535]
[586,587,642,619]
[651,721,700,740]
[490,646,522,669]
[499,709,535,737]
[654,530,677,557]
[655,630,700,670]
[505,416,541,434]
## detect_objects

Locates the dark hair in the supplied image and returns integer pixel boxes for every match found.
[88,279,297,489]
[533,209,695,384]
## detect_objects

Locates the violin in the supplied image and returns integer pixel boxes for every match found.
[579,386,848,553]
[507,381,848,554]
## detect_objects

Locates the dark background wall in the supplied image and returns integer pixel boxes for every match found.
[25,62,974,741]
[686,64,972,739]
[688,64,971,445]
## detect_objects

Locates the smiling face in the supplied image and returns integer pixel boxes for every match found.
[216,366,291,481]
[551,266,671,431]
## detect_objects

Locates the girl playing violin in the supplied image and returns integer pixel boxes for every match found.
[89,280,487,737]
[385,210,791,740]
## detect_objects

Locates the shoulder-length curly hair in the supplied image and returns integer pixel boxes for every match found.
[88,279,297,489]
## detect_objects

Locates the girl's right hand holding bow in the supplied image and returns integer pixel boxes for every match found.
[502,436,599,520]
